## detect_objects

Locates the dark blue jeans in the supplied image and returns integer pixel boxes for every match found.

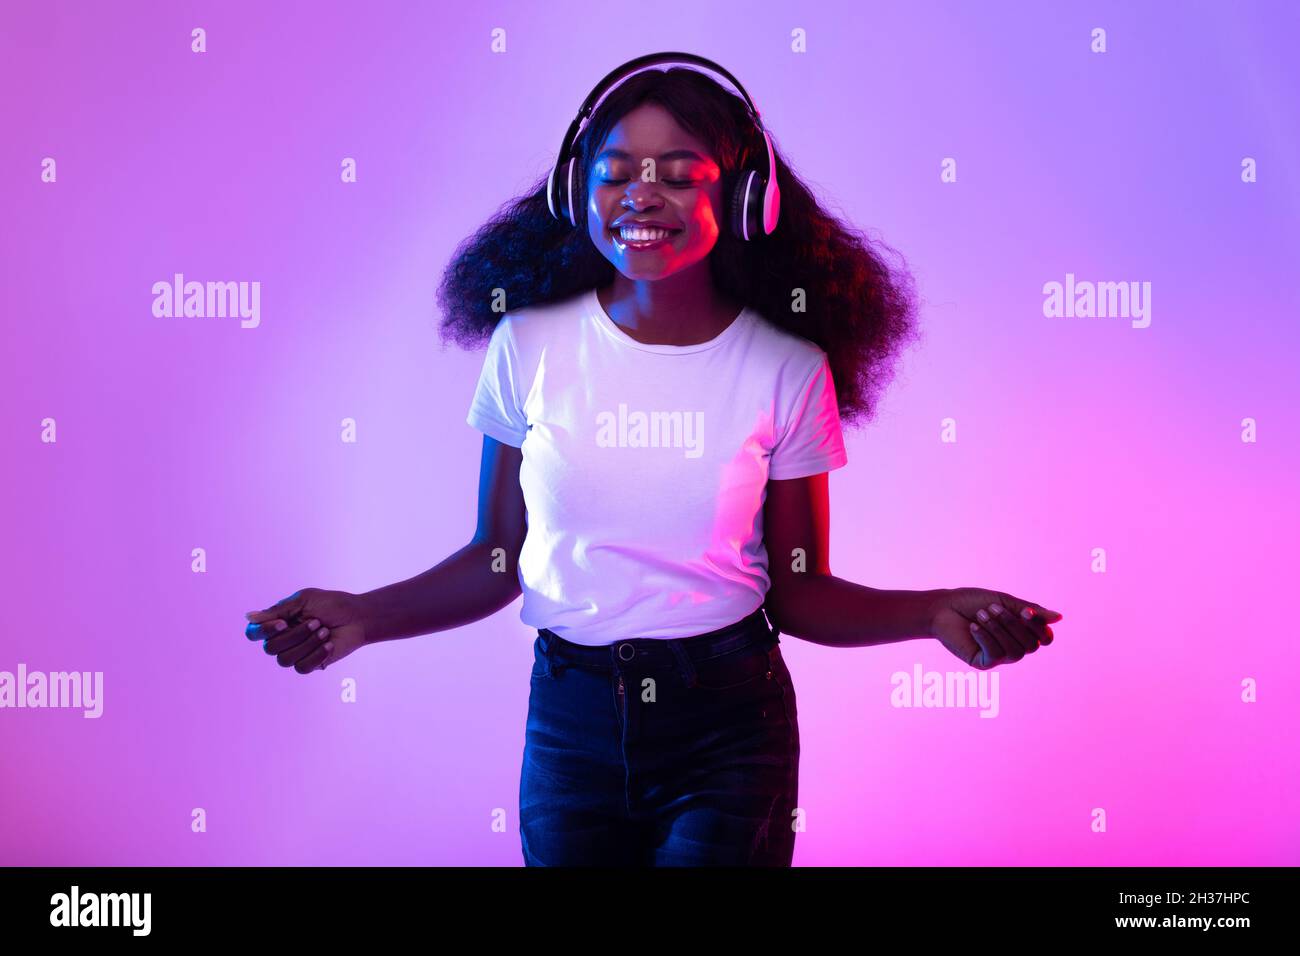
[519,607,800,866]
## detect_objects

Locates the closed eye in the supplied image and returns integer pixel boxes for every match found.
[598,178,696,187]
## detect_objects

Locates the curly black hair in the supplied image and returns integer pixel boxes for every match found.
[435,65,922,427]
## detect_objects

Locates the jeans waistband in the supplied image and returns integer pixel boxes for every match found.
[537,607,777,675]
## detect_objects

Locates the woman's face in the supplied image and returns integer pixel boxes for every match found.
[585,103,727,281]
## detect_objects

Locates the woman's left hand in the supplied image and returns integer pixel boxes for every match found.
[928,588,1063,670]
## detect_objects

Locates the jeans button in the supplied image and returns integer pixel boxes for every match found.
[618,643,635,661]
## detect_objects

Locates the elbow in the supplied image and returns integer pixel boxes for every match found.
[763,575,802,637]
[765,568,833,639]
[464,538,524,608]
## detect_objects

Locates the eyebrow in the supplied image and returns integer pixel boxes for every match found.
[594,148,708,163]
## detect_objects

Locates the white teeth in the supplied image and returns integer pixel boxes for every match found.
[617,226,675,242]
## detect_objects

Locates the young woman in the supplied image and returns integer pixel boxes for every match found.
[244,53,1063,867]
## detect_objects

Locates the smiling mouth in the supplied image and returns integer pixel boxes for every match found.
[610,224,682,251]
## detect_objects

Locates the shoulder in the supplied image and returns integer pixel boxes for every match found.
[745,310,831,386]
[493,289,588,351]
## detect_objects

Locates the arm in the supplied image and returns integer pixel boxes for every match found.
[356,434,527,644]
[761,473,1062,666]
[761,472,944,648]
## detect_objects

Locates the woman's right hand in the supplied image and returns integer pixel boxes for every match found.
[244,588,369,674]
[927,587,1062,670]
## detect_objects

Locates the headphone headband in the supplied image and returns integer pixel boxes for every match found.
[575,51,764,129]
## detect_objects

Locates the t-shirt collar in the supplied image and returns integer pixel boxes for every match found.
[587,287,754,354]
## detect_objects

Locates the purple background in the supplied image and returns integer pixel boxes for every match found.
[2,0,1297,866]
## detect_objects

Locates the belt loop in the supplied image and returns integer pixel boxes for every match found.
[667,639,698,688]
[543,629,565,677]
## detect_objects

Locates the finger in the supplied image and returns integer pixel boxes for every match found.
[976,606,1025,662]
[245,613,308,644]
[1001,599,1059,648]
[977,608,1019,660]
[1019,605,1048,635]
[967,620,1004,669]
[998,594,1062,626]
[278,627,329,669]
[245,618,289,642]
[294,641,332,675]
[1028,603,1063,623]
[265,618,323,657]
[245,591,310,626]
[946,629,986,668]
[1019,607,1054,645]
[989,602,1039,655]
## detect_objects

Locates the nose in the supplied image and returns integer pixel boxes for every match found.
[620,179,665,208]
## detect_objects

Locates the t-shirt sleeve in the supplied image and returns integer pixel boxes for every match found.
[466,316,530,447]
[768,352,849,480]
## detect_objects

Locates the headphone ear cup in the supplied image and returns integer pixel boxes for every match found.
[549,162,564,223]
[551,158,578,226]
[730,170,754,240]
[569,158,584,227]
[563,157,577,227]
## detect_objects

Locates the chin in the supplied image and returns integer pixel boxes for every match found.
[604,248,709,282]
[614,264,671,281]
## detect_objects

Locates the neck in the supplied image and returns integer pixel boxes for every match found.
[599,263,744,346]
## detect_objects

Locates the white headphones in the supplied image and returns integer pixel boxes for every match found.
[546,51,781,241]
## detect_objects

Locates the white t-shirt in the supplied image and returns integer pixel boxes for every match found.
[466,286,848,646]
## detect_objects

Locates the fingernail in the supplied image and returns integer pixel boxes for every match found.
[976,609,989,622]
[275,621,288,632]
[990,603,1004,615]
[970,623,981,634]
[318,628,330,640]
[308,619,320,630]
[1021,608,1034,620]
[324,642,334,653]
